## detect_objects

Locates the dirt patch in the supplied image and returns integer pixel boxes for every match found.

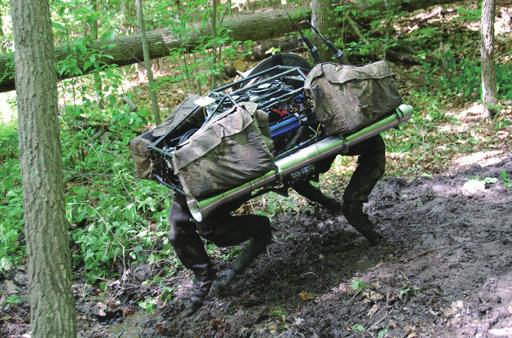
[33,153,506,338]
[2,155,512,338]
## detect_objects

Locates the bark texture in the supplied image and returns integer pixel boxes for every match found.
[10,0,77,337]
[0,8,311,92]
[310,0,336,61]
[136,0,161,124]
[481,0,497,117]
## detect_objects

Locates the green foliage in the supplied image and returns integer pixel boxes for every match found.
[0,79,174,280]
[428,50,481,101]
[335,0,382,22]
[0,170,23,272]
[351,278,368,294]
[59,103,173,279]
[269,306,288,321]
[163,0,241,93]
[377,327,390,338]
[138,297,158,313]
[500,171,511,190]
[333,0,401,60]
[483,177,498,185]
[0,123,23,272]
[413,24,511,102]
[351,323,365,333]
[3,294,24,305]
[398,282,420,301]
[0,122,18,160]
[256,192,299,219]
[496,64,512,99]
[160,286,177,305]
[343,37,392,61]
[409,27,442,45]
[456,7,481,23]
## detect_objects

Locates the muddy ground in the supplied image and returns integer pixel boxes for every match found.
[2,149,512,338]
[2,3,512,335]
[3,111,512,337]
[50,152,511,337]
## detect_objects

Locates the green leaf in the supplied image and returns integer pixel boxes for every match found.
[378,327,389,338]
[352,324,365,333]
[52,22,66,33]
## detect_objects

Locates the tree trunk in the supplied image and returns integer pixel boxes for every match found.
[250,35,303,59]
[136,0,161,124]
[0,8,310,92]
[0,0,461,92]
[90,0,104,108]
[10,0,77,337]
[310,0,336,61]
[481,0,497,117]
[0,15,5,54]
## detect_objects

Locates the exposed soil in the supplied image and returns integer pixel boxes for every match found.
[19,151,507,338]
[2,139,512,338]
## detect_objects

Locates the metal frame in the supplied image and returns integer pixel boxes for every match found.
[148,65,309,158]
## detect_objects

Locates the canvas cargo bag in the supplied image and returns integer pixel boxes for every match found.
[129,133,154,179]
[129,94,200,180]
[172,103,276,199]
[304,61,402,136]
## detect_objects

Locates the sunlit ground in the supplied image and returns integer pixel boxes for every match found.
[394,2,512,36]
[0,91,16,124]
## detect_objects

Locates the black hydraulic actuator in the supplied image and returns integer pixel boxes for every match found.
[301,20,350,65]
[286,14,323,64]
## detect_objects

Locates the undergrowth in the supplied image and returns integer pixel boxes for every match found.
[0,86,175,281]
[1,4,511,291]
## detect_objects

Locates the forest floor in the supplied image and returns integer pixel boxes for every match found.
[2,2,512,337]
[4,104,512,338]
[88,136,512,338]
[76,131,512,338]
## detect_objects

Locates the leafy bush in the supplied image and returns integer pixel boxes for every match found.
[0,158,24,272]
[0,123,18,161]
[0,82,176,279]
[496,64,512,100]
[0,123,23,272]
[456,7,481,23]
[59,102,174,279]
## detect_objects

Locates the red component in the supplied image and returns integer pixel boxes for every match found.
[271,108,289,117]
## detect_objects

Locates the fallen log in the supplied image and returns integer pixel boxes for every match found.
[0,8,310,92]
[224,35,305,77]
[0,0,462,93]
[250,35,303,59]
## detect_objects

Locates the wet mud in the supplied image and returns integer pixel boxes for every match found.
[109,155,512,337]
[2,155,512,338]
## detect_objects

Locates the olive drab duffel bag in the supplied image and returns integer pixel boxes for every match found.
[304,61,402,136]
[171,103,276,199]
[129,94,200,180]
